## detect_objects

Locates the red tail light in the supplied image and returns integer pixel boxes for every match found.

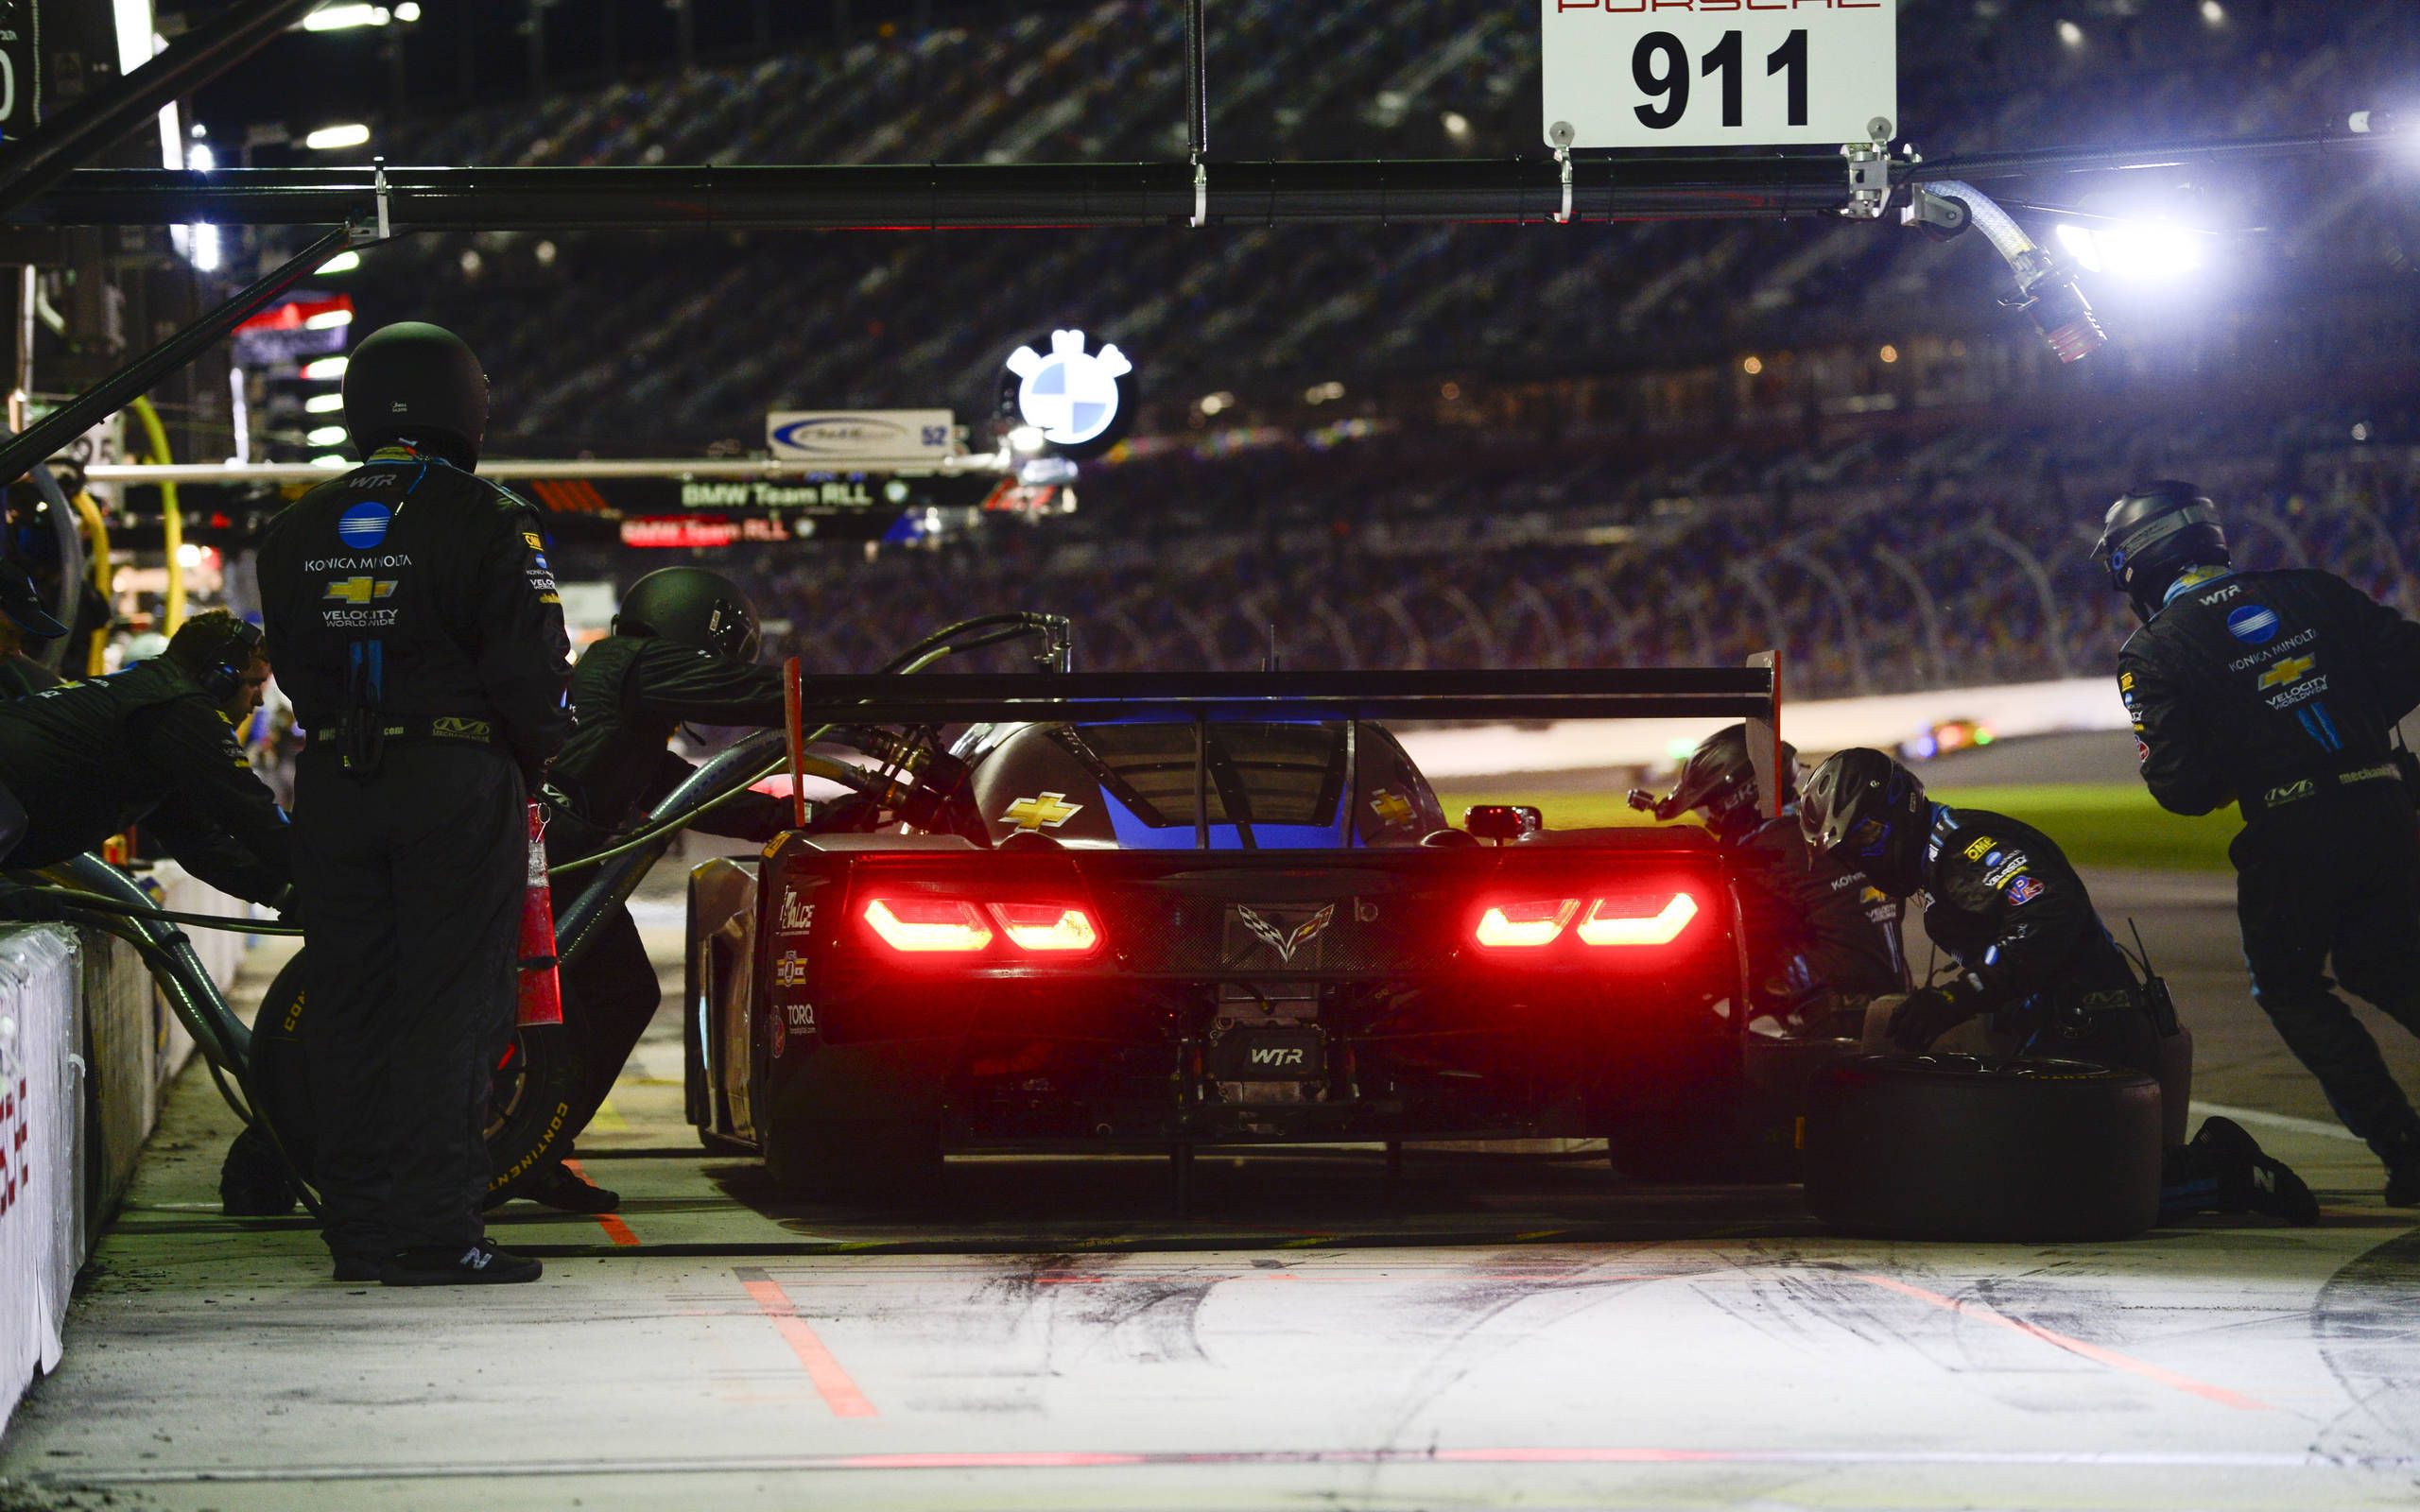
[991,902,1100,954]
[864,898,994,953]
[861,897,1102,956]
[1471,887,1705,952]
[1474,899,1578,949]
[1576,891,1700,947]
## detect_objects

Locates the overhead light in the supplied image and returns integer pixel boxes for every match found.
[1878,344,1900,364]
[1441,111,1471,138]
[1198,391,1233,415]
[306,424,348,447]
[317,249,361,275]
[176,543,205,570]
[1741,354,1765,375]
[2056,20,2084,48]
[302,123,372,151]
[2354,422,2374,442]
[1007,424,1046,454]
[304,392,346,414]
[2053,219,2206,280]
[187,143,215,173]
[302,6,393,31]
[394,1,421,19]
[2199,0,2224,22]
[184,223,221,272]
[302,355,348,380]
[303,307,354,330]
[1304,380,1346,404]
[310,454,353,468]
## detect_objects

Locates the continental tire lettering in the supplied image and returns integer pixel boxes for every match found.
[282,990,305,1033]
[488,1102,571,1191]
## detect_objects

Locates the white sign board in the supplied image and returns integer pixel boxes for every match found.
[1540,1,1897,151]
[766,410,955,463]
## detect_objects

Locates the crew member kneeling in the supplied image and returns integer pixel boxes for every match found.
[1629,724,1906,1036]
[257,322,571,1287]
[1800,747,2318,1227]
[0,610,288,904]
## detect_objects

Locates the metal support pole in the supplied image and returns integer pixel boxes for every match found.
[7,158,1858,232]
[1184,0,1208,227]
[0,222,357,489]
[9,266,35,434]
[0,0,326,217]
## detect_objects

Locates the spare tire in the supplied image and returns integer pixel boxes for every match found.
[237,949,578,1211]
[1805,1054,2162,1242]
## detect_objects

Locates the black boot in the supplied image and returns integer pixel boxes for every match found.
[2192,1116,2320,1227]
[380,1238,544,1287]
[524,1159,620,1214]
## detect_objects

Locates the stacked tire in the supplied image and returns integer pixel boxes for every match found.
[1804,1054,2163,1241]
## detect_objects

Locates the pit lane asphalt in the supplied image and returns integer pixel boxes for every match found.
[5,871,2419,1512]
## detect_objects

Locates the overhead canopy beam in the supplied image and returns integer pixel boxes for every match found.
[5,157,1859,232]
[0,0,328,216]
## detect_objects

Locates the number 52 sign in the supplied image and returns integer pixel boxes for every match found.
[1542,1,1897,151]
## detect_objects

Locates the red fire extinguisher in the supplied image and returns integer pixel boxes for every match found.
[517,800,563,1027]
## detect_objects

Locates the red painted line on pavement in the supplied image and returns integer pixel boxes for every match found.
[562,1161,642,1247]
[1854,1273,2271,1412]
[735,1267,878,1418]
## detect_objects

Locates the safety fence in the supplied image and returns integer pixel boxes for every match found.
[0,868,251,1439]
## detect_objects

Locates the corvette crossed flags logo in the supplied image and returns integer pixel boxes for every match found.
[1236,903,1337,965]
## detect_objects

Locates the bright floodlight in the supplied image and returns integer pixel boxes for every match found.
[304,392,346,414]
[303,5,392,30]
[304,307,354,330]
[2056,19,2084,47]
[2199,0,2224,23]
[306,425,348,447]
[318,249,361,274]
[303,123,372,151]
[302,355,349,380]
[1006,424,1046,454]
[2054,220,2205,280]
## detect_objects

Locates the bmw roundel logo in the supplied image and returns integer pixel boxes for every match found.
[2226,605,2280,645]
[337,501,392,549]
[1006,331,1133,449]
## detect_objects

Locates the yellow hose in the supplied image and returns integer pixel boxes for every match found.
[67,490,108,676]
[129,395,183,632]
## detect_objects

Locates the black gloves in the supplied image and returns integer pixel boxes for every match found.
[1886,985,1979,1053]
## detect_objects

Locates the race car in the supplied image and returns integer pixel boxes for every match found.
[684,665,1802,1197]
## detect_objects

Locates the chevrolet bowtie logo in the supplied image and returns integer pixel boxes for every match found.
[1003,792,1084,831]
[1369,789,1414,827]
[1236,903,1337,965]
[323,576,398,606]
[2258,655,2316,690]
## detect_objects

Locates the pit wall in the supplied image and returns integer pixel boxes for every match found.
[1396,676,2127,778]
[0,867,257,1436]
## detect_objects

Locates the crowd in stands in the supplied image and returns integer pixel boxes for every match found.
[330,0,2420,456]
[605,406,2418,702]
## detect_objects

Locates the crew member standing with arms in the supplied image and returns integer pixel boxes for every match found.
[521,566,798,1213]
[2100,481,2420,1204]
[257,323,571,1285]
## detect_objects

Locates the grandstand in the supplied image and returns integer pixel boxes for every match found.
[277,0,2420,697]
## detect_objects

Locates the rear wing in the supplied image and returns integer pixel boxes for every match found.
[780,656,1787,828]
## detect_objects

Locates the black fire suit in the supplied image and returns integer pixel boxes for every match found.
[540,635,791,1149]
[1915,805,2155,1071]
[256,447,571,1264]
[0,659,291,902]
[2119,566,2420,1160]
[1721,807,1906,1027]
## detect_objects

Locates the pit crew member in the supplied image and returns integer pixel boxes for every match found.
[2100,481,2420,1205]
[524,566,805,1213]
[1628,724,1905,1035]
[0,610,288,904]
[0,559,65,700]
[256,322,571,1287]
[1802,747,2318,1226]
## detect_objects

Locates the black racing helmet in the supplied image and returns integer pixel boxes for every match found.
[342,321,491,467]
[1800,747,1930,896]
[1634,723,1800,828]
[2094,481,2229,625]
[614,567,762,663]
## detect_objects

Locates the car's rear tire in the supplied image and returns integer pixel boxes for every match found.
[1804,1054,2163,1241]
[765,1116,944,1205]
[242,949,579,1211]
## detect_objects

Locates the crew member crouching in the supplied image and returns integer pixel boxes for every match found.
[1800,747,2318,1227]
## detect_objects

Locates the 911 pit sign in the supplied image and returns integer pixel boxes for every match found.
[1542,0,1897,151]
